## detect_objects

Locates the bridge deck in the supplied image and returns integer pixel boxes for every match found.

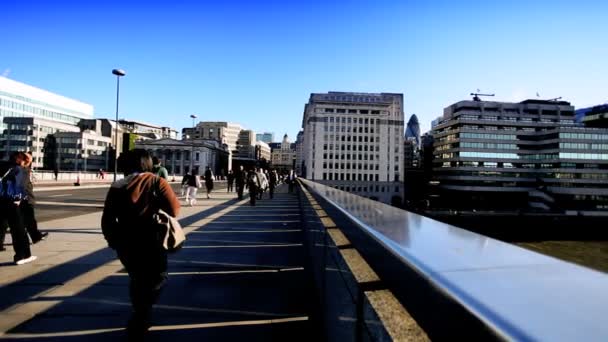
[0,185,315,341]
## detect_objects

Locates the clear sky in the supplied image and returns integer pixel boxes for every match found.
[2,0,607,138]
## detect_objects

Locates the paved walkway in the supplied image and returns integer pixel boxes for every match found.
[0,185,314,341]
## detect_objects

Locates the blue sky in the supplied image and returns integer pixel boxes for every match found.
[2,0,607,138]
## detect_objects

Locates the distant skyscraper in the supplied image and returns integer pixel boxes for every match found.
[301,91,404,204]
[256,132,274,143]
[405,114,421,145]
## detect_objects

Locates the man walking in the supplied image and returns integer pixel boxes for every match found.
[268,169,278,199]
[204,166,214,199]
[22,153,48,244]
[152,157,169,180]
[235,165,246,200]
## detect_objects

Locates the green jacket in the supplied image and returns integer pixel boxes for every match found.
[153,165,169,179]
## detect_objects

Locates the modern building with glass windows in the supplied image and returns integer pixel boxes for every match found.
[431,98,608,213]
[301,91,404,204]
[0,75,93,162]
[2,116,80,168]
[54,130,112,172]
[256,132,274,144]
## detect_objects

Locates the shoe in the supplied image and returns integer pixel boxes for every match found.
[32,232,49,244]
[127,314,151,340]
[15,255,37,265]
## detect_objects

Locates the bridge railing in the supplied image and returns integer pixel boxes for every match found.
[298,178,608,341]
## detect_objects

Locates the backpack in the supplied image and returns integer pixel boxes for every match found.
[0,168,24,201]
[247,172,258,188]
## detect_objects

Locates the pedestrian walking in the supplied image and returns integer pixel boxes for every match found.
[152,157,169,179]
[181,172,190,197]
[256,168,268,200]
[268,169,278,199]
[101,149,180,339]
[0,152,37,265]
[186,170,201,206]
[247,168,260,206]
[235,165,246,200]
[204,166,214,199]
[227,169,234,192]
[21,153,48,244]
[287,170,297,193]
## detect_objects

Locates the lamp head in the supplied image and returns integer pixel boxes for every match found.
[112,69,126,76]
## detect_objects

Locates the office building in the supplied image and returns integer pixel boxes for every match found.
[256,132,274,144]
[118,120,177,139]
[301,91,404,204]
[405,114,421,146]
[577,104,608,128]
[0,75,93,161]
[431,98,608,213]
[182,122,242,153]
[54,130,112,172]
[136,138,229,176]
[271,134,296,172]
[2,116,80,168]
[295,130,304,176]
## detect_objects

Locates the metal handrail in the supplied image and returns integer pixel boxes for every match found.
[300,178,608,341]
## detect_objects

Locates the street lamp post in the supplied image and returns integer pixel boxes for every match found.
[189,114,197,173]
[112,68,126,182]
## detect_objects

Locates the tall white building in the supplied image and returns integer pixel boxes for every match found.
[302,92,404,203]
[0,76,93,162]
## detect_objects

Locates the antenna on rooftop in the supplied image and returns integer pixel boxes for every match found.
[470,91,495,102]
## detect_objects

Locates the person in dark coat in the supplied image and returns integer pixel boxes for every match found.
[268,169,278,199]
[235,165,246,200]
[204,167,214,199]
[21,153,48,244]
[101,149,180,338]
[226,170,234,192]
[247,168,260,206]
[0,152,36,265]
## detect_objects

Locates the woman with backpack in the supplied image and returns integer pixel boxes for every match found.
[0,152,36,265]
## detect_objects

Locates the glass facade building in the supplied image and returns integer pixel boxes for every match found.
[432,99,608,212]
[0,76,93,162]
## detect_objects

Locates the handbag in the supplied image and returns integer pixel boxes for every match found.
[152,176,186,252]
[153,208,185,252]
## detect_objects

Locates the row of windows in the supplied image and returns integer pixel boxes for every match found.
[323,144,381,152]
[323,116,382,124]
[458,114,574,124]
[325,135,378,143]
[323,162,380,170]
[0,93,89,119]
[436,170,608,180]
[333,185,401,194]
[0,107,80,125]
[559,132,608,140]
[460,142,519,150]
[323,153,380,161]
[322,108,383,115]
[560,152,608,160]
[560,143,608,150]
[324,125,376,133]
[460,132,517,140]
[323,173,380,181]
